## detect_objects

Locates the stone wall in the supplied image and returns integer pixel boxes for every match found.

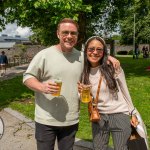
[0,44,47,67]
[0,44,46,58]
[1,43,149,58]
[115,44,149,53]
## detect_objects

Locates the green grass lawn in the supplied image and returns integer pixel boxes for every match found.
[0,56,150,147]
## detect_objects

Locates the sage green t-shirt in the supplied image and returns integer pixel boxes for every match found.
[23,46,83,126]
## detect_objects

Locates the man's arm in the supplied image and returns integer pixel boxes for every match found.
[24,77,59,95]
[24,77,45,92]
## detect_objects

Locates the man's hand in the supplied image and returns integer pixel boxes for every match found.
[45,81,59,95]
[107,56,120,69]
[24,77,59,95]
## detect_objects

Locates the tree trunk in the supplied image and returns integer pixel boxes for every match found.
[110,40,115,56]
[77,12,87,50]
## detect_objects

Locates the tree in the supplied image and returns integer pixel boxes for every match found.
[1,0,92,46]
[119,0,150,44]
[0,0,134,47]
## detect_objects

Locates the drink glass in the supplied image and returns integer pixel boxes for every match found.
[81,84,91,103]
[52,79,62,96]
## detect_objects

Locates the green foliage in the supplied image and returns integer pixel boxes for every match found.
[115,56,150,147]
[1,0,92,45]
[1,0,134,46]
[0,76,34,109]
[120,0,150,44]
[10,100,35,120]
[128,50,134,55]
[112,34,121,41]
[2,0,149,46]
[16,44,27,53]
[117,50,128,55]
[77,103,92,140]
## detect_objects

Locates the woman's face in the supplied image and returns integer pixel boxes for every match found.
[86,39,104,67]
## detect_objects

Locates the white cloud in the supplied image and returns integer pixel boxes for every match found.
[16,26,32,37]
[0,23,32,37]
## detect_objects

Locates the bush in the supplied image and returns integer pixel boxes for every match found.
[128,50,133,55]
[117,51,128,55]
[128,50,141,55]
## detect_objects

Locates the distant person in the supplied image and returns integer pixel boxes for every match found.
[23,18,120,150]
[142,46,146,58]
[143,46,149,58]
[0,51,8,76]
[145,46,149,58]
[142,46,146,52]
[134,44,139,59]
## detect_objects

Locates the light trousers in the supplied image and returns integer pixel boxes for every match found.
[92,113,131,150]
[0,64,6,76]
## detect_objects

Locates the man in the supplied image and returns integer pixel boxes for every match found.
[0,51,8,77]
[23,18,119,150]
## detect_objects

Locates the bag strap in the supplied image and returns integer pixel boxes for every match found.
[93,75,103,105]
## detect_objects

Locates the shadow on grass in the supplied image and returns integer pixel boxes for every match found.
[0,75,34,110]
[117,57,150,78]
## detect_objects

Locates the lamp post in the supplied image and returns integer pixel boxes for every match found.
[133,14,136,59]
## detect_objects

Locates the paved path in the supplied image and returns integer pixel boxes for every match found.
[0,108,94,150]
[0,109,36,150]
[0,64,29,81]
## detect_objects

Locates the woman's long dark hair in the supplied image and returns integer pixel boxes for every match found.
[81,36,118,94]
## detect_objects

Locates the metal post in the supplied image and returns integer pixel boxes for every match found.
[133,14,136,59]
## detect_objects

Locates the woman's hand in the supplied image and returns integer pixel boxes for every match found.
[130,115,139,127]
[77,82,83,94]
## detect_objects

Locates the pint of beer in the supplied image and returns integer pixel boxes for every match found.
[52,79,62,96]
[81,85,91,103]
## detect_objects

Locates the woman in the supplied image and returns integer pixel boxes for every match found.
[78,36,138,150]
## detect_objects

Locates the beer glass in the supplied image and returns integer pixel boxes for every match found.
[81,84,91,103]
[52,79,62,96]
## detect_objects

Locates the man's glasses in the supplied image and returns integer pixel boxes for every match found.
[87,47,104,53]
[61,31,78,37]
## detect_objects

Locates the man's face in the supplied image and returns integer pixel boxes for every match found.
[57,23,78,52]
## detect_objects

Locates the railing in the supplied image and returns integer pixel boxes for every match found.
[7,56,33,68]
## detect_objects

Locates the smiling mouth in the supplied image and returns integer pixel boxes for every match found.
[91,56,99,58]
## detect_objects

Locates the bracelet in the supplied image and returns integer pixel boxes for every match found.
[130,108,136,116]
